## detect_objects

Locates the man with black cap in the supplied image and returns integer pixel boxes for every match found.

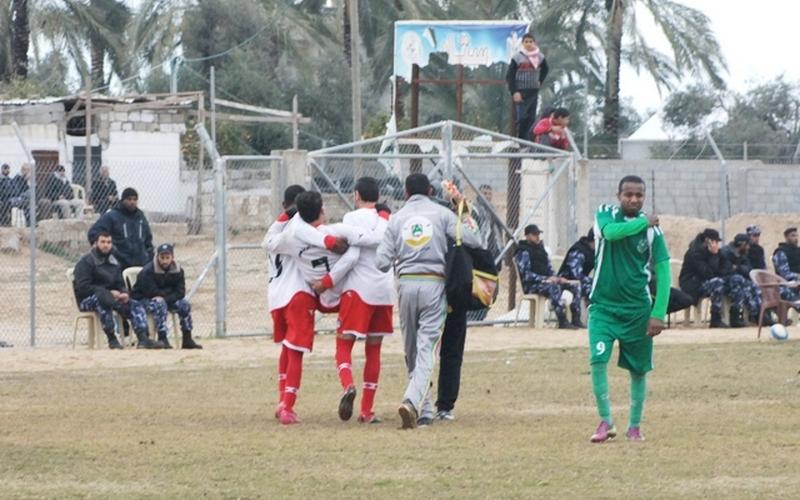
[746,225,766,270]
[515,224,582,329]
[558,228,595,303]
[772,227,800,306]
[131,243,202,349]
[721,233,765,325]
[680,228,744,328]
[88,187,154,270]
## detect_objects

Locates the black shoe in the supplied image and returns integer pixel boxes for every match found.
[729,307,746,328]
[157,334,173,349]
[137,337,165,349]
[571,318,586,329]
[338,385,357,421]
[750,314,774,327]
[107,337,122,350]
[710,311,729,328]
[417,416,434,427]
[558,319,579,330]
[182,334,203,349]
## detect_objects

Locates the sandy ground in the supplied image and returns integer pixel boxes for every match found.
[0,324,779,373]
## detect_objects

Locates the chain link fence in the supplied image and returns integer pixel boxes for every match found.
[1,121,217,347]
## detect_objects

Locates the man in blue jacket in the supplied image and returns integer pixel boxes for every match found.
[88,187,153,269]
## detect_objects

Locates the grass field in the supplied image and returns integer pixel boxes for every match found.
[1,331,799,499]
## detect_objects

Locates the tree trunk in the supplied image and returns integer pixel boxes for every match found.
[90,37,105,88]
[602,0,625,141]
[11,0,30,78]
[343,0,352,66]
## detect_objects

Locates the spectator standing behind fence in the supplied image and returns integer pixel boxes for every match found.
[41,165,84,219]
[9,163,31,225]
[533,107,571,150]
[131,243,202,349]
[91,166,118,215]
[772,227,800,306]
[72,230,163,349]
[506,33,549,140]
[88,188,154,269]
[0,164,12,225]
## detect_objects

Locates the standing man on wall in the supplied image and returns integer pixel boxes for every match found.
[506,32,549,140]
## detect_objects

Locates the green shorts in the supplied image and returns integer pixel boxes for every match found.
[588,304,653,374]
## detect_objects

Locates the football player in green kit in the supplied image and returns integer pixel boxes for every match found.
[588,175,670,443]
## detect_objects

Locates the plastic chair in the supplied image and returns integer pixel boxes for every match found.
[68,268,114,349]
[123,266,180,346]
[749,270,800,339]
[71,183,94,217]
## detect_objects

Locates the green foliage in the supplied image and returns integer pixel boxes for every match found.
[662,84,718,132]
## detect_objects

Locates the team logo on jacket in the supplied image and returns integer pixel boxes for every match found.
[402,216,433,248]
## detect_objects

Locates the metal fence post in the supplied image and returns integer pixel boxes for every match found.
[12,122,36,347]
[214,156,226,338]
[443,121,453,180]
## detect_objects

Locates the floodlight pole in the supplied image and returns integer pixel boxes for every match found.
[348,0,362,142]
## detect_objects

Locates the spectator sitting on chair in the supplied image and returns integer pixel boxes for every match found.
[8,163,32,225]
[131,243,202,349]
[514,224,582,329]
[42,165,84,219]
[746,225,766,270]
[679,228,748,328]
[0,163,12,225]
[558,228,595,302]
[532,107,570,150]
[91,165,118,214]
[721,233,767,325]
[88,187,154,269]
[72,230,164,349]
[772,227,800,307]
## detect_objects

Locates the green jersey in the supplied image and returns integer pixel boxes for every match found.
[590,204,670,311]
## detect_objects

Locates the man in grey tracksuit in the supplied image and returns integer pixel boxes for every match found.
[376,173,482,429]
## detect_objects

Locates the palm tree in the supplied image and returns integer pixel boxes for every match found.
[11,0,29,78]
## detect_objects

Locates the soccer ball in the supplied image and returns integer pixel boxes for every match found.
[769,323,789,341]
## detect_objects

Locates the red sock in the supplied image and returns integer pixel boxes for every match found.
[277,345,289,403]
[283,348,304,411]
[335,336,355,389]
[361,341,382,415]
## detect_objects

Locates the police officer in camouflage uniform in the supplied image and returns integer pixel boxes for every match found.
[722,233,767,326]
[772,227,800,305]
[515,224,582,329]
[558,228,595,302]
[72,230,163,349]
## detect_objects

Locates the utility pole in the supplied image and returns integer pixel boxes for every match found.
[348,0,362,141]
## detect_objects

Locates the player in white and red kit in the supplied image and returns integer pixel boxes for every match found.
[326,177,394,424]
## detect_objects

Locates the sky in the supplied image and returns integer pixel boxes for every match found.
[622,0,800,114]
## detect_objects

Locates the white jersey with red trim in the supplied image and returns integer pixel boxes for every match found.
[262,216,326,311]
[290,219,380,308]
[341,208,393,305]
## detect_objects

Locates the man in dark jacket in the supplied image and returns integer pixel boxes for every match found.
[514,224,581,329]
[679,229,747,328]
[746,225,766,270]
[42,164,83,219]
[772,227,800,305]
[91,166,118,215]
[88,187,154,269]
[721,233,764,325]
[0,164,13,225]
[558,228,595,301]
[506,32,549,139]
[131,243,201,349]
[73,230,163,349]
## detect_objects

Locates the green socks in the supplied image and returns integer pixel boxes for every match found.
[629,372,647,428]
[591,363,612,425]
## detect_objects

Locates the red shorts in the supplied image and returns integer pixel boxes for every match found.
[271,292,317,352]
[337,290,393,338]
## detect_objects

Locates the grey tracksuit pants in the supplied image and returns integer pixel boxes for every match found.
[398,277,447,416]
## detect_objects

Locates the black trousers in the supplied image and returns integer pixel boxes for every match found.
[515,90,540,140]
[436,306,468,412]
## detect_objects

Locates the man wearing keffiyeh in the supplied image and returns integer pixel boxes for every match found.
[506,33,549,140]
